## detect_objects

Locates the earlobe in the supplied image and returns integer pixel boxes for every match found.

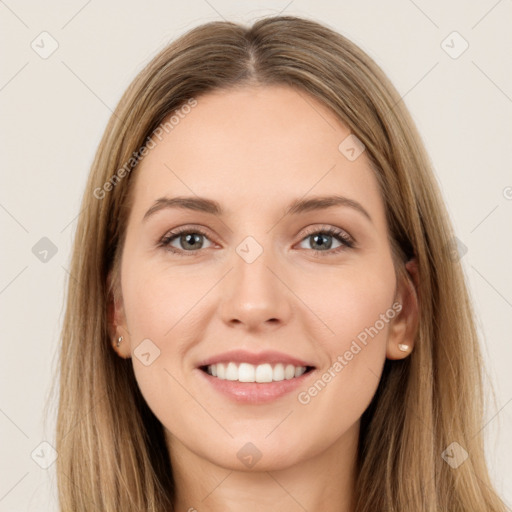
[106,271,131,359]
[386,257,420,360]
[110,303,132,359]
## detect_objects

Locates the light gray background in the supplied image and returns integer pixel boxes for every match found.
[1,1,511,510]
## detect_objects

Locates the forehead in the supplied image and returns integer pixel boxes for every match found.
[130,84,384,222]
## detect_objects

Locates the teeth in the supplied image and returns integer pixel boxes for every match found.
[226,362,238,381]
[216,363,226,379]
[284,364,296,380]
[239,362,255,382]
[255,363,273,383]
[205,362,308,383]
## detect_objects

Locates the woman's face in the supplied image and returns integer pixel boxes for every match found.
[111,84,417,471]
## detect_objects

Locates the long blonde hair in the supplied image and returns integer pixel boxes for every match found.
[50,15,509,511]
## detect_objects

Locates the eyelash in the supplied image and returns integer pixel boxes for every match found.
[158,224,355,257]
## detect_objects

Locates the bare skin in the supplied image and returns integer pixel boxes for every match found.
[110,84,419,511]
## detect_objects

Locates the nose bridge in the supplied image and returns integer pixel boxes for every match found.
[218,234,292,328]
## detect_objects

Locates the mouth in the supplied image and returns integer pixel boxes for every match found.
[197,363,317,404]
[195,350,317,403]
[199,362,315,383]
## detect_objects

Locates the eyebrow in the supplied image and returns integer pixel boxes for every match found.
[143,194,373,224]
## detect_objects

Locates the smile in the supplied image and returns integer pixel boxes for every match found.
[201,362,313,383]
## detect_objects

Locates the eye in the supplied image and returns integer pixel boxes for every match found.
[296,225,355,255]
[159,226,214,255]
[158,224,355,257]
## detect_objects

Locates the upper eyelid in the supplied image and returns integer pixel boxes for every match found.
[301,224,352,238]
[161,224,217,242]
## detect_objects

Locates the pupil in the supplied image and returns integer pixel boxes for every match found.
[312,234,331,250]
[183,233,202,249]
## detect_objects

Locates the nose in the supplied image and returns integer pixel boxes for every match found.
[219,246,293,332]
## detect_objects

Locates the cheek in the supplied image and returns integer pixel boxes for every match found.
[331,277,395,351]
[121,255,202,342]
[121,265,196,424]
[297,258,396,407]
[304,255,397,347]
[123,276,172,338]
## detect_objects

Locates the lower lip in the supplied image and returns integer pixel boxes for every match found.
[196,368,316,404]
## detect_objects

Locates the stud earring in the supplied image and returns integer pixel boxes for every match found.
[398,343,410,352]
[116,336,123,347]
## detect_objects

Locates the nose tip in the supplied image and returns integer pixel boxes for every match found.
[219,253,292,331]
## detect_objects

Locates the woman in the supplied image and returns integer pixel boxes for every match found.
[52,15,509,511]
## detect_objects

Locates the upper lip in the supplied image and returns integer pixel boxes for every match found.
[196,350,315,369]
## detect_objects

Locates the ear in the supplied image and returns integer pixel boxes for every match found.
[107,271,131,359]
[386,258,420,360]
